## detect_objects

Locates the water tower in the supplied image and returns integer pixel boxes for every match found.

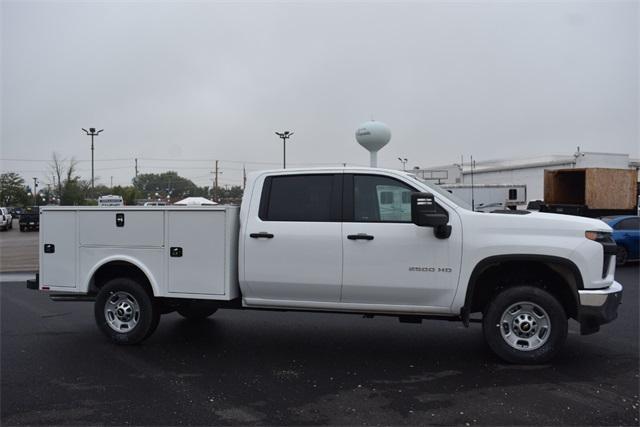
[355,120,391,167]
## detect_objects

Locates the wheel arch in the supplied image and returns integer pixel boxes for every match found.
[85,256,159,297]
[462,255,583,323]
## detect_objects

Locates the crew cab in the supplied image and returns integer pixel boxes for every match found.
[27,168,623,364]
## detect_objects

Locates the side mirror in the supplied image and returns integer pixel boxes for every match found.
[411,192,447,226]
[411,192,452,239]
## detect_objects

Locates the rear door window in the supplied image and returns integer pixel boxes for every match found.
[260,174,339,222]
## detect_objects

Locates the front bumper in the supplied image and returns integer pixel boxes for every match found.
[578,281,623,335]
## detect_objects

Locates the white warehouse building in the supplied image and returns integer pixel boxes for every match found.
[412,151,640,202]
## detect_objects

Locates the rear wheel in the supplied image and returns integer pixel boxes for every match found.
[616,246,628,266]
[483,286,567,364]
[177,301,218,320]
[95,278,160,344]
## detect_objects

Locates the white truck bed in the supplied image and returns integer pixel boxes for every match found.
[39,206,240,300]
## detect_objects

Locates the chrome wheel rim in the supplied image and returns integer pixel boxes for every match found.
[104,291,140,333]
[499,301,551,351]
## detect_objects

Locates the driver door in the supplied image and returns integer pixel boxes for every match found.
[341,174,462,308]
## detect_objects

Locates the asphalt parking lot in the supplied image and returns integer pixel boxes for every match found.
[1,264,638,425]
[0,222,38,273]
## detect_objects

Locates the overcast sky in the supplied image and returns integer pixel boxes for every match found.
[2,0,638,188]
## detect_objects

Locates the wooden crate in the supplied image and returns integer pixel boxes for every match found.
[544,168,637,210]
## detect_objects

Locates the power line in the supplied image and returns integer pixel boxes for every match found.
[1,157,361,166]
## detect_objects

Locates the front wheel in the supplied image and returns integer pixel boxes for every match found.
[94,278,160,344]
[483,286,567,364]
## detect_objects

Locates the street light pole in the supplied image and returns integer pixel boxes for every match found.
[398,157,408,171]
[32,177,38,205]
[275,131,294,169]
[82,127,103,189]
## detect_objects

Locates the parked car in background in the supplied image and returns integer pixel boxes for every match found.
[601,215,639,266]
[0,207,13,231]
[10,207,23,219]
[19,206,40,231]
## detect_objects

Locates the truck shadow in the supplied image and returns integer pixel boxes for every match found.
[148,313,636,386]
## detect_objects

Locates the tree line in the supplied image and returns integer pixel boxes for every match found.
[0,153,243,207]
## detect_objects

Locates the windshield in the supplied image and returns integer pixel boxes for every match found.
[404,174,473,211]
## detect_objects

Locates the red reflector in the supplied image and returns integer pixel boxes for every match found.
[41,286,50,290]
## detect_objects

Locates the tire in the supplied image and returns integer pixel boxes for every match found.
[616,246,628,266]
[483,286,567,364]
[19,226,25,232]
[177,301,218,320]
[94,278,160,344]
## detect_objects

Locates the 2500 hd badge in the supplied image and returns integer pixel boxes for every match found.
[409,266,453,272]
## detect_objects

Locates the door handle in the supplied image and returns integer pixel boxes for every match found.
[347,233,374,241]
[250,232,274,239]
[170,247,183,257]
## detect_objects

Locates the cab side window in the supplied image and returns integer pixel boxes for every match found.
[353,175,413,222]
[259,174,339,222]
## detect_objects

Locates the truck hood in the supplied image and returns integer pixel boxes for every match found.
[467,210,612,235]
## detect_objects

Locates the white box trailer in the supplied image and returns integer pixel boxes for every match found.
[39,206,240,300]
[438,183,527,212]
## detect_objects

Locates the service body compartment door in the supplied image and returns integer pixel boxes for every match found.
[79,210,163,247]
[41,210,77,288]
[167,210,226,295]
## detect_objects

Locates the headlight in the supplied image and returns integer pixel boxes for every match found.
[585,231,612,241]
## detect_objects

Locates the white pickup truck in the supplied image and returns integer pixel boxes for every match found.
[27,167,623,364]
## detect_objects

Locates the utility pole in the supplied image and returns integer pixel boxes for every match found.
[32,177,38,205]
[470,155,475,212]
[82,127,104,189]
[242,164,247,190]
[275,131,294,168]
[110,176,113,188]
[135,158,139,178]
[214,160,219,191]
[210,160,222,201]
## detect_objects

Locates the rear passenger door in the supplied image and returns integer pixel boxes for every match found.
[243,173,343,303]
